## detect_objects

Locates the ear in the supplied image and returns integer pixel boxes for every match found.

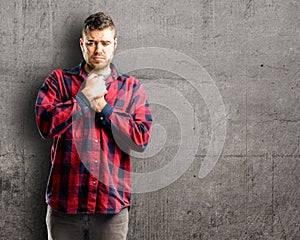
[114,38,118,49]
[79,38,83,50]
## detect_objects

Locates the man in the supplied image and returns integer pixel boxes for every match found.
[35,12,152,240]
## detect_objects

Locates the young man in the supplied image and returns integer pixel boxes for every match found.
[35,12,152,240]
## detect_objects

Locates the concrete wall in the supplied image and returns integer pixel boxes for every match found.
[0,0,299,239]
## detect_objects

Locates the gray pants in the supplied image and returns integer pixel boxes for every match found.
[46,206,129,240]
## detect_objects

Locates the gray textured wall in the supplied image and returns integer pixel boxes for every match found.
[0,0,299,239]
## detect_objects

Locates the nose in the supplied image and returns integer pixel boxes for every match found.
[95,42,103,54]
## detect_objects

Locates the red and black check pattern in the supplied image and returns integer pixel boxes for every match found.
[35,62,152,214]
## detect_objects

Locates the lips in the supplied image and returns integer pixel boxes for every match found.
[94,56,105,61]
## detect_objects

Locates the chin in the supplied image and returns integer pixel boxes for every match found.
[96,64,108,69]
[92,64,110,72]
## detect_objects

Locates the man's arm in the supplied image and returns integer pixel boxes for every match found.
[35,70,90,139]
[95,83,152,152]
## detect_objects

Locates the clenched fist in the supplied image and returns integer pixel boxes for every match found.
[81,73,108,102]
[90,96,107,113]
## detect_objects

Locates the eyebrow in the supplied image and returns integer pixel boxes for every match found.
[87,39,111,43]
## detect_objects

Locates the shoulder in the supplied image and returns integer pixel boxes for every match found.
[42,69,72,90]
[47,67,77,81]
[111,63,142,88]
[44,69,64,80]
[117,74,145,96]
[118,73,143,89]
[49,62,82,79]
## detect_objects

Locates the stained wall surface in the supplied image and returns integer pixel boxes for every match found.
[0,0,299,239]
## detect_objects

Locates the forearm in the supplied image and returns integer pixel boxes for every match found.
[35,84,90,139]
[95,103,152,152]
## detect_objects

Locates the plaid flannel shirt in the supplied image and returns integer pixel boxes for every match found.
[35,61,152,214]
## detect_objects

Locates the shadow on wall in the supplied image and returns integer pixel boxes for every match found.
[53,16,84,69]
[22,16,84,239]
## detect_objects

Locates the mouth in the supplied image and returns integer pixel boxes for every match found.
[94,56,105,61]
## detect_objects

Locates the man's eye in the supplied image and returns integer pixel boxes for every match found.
[86,42,94,46]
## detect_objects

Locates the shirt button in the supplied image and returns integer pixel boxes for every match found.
[100,116,104,120]
[94,139,99,143]
[92,180,97,185]
[94,160,98,164]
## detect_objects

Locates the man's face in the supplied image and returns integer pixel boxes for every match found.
[80,28,117,74]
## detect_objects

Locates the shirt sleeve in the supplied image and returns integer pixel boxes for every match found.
[35,70,90,139]
[95,83,152,152]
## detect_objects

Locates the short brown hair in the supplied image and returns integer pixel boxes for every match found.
[82,12,116,38]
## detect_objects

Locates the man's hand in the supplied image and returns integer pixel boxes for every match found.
[90,96,107,113]
[81,73,107,101]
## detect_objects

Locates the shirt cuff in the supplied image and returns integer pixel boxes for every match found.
[101,104,114,118]
[74,91,90,111]
[95,104,114,126]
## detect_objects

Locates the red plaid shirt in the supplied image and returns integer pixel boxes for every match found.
[35,61,152,214]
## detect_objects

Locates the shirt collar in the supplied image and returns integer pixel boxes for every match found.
[65,61,87,77]
[65,61,122,84]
